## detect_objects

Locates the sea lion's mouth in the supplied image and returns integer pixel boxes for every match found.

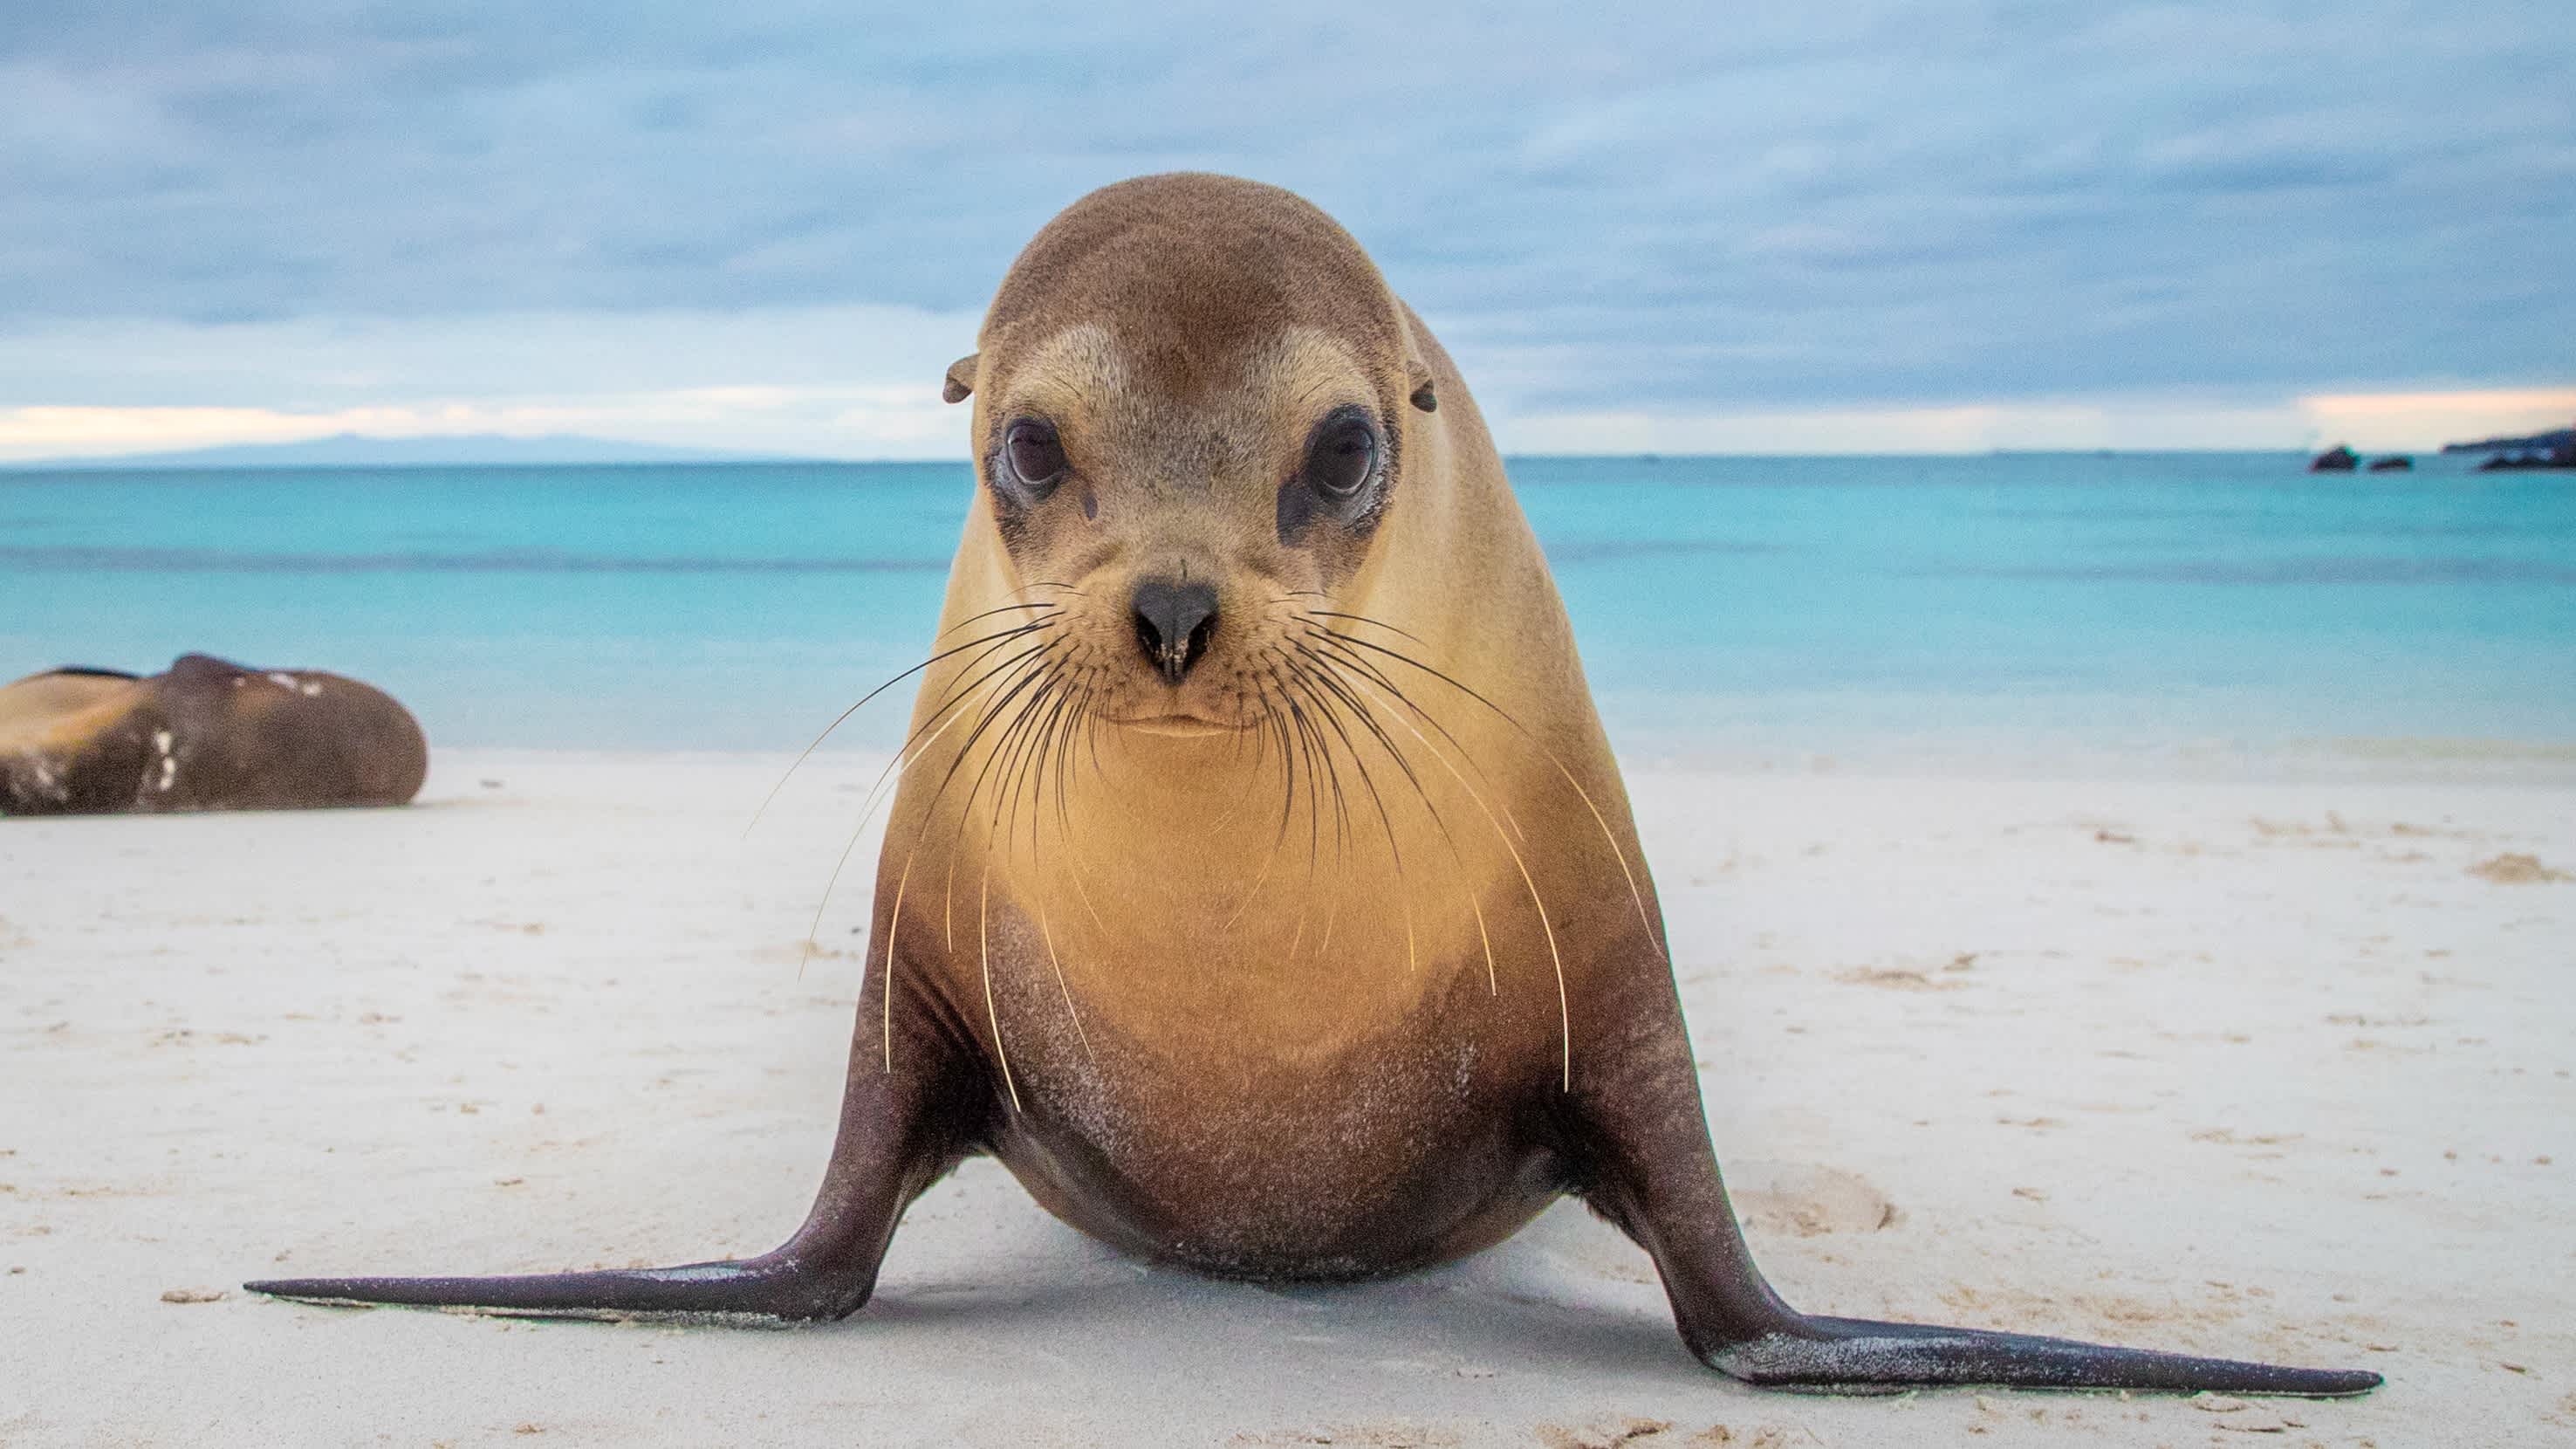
[1112,714,1252,738]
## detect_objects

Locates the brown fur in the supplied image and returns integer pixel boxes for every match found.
[0,654,428,814]
[895,174,1652,1274]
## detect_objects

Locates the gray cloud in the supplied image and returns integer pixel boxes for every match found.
[3,1,2570,418]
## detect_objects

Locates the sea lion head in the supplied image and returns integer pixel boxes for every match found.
[942,173,1442,743]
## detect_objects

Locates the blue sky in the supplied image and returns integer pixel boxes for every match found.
[3,2,2570,458]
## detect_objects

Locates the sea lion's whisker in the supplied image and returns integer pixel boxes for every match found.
[1470,892,1496,994]
[1289,669,1342,878]
[1042,676,1075,840]
[1271,656,1340,882]
[1035,671,1106,925]
[1296,648,1494,994]
[935,598,1056,642]
[1281,661,1408,888]
[1269,684,1300,855]
[1018,679,1074,860]
[1051,682,1093,843]
[978,661,1076,872]
[1219,690,1299,931]
[1291,673,1355,864]
[833,626,1067,860]
[1309,621,1558,843]
[1030,674,1089,861]
[1298,627,1527,846]
[1035,887,1095,1065]
[1283,665,1349,938]
[798,634,1059,979]
[931,583,1082,642]
[1064,834,1111,933]
[1309,620,1664,959]
[1010,704,1072,1011]
[942,659,1070,950]
[901,649,1062,951]
[949,670,1065,1080]
[1340,668,1569,1087]
[1220,799,1287,930]
[1279,659,1414,964]
[987,682,1054,881]
[1260,670,1315,956]
[878,851,917,1071]
[1082,687,1108,780]
[1304,608,1429,649]
[749,615,1056,836]
[819,593,1061,985]
[834,631,1056,855]
[1302,673,1359,863]
[1267,657,1333,953]
[1300,675,1421,978]
[990,664,1072,835]
[978,862,1019,1112]
[829,649,1033,903]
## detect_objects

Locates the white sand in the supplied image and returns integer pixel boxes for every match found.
[3,750,2571,1446]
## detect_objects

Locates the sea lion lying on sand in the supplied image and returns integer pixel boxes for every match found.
[0,654,426,815]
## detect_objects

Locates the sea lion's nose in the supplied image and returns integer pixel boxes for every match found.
[1131,576,1219,683]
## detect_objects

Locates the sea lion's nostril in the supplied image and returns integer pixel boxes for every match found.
[1131,577,1219,683]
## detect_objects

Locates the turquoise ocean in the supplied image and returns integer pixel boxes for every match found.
[3,453,2571,773]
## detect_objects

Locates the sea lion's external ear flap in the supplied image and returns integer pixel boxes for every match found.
[1406,358,1436,413]
[942,354,979,405]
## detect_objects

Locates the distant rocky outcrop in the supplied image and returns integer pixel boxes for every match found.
[2366,455,2413,471]
[2475,444,2576,471]
[2308,444,2360,472]
[2444,418,2575,471]
[2440,424,2574,455]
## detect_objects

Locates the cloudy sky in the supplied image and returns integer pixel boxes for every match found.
[4,2,2570,460]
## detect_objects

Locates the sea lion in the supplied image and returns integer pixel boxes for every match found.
[249,175,2378,1396]
[0,654,427,815]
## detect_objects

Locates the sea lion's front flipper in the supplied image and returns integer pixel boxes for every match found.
[0,669,155,815]
[1559,982,2381,1397]
[249,981,989,1322]
[245,1254,873,1321]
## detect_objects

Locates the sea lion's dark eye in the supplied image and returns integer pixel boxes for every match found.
[1002,419,1066,494]
[1305,414,1378,499]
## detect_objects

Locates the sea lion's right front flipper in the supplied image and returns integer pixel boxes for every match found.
[1557,976,2381,1397]
[248,973,990,1322]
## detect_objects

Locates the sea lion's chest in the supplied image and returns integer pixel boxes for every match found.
[955,896,1563,1277]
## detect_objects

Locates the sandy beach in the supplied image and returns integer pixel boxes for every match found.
[3,748,2571,1446]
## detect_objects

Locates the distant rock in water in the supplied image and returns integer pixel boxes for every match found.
[0,655,428,815]
[2309,445,2360,472]
[2441,424,2574,456]
[2445,417,2576,470]
[2475,445,2576,471]
[2366,455,2414,471]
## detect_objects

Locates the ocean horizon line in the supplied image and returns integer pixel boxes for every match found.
[2,445,2411,477]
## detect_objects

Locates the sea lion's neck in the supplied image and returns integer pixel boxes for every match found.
[903,724,1518,1063]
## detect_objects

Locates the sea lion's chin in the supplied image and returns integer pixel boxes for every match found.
[1110,713,1253,740]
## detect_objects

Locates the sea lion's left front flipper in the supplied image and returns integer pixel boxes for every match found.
[1558,976,2381,1397]
[249,970,988,1321]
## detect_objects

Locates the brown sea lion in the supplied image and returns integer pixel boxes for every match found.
[250,175,2378,1396]
[0,654,426,815]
